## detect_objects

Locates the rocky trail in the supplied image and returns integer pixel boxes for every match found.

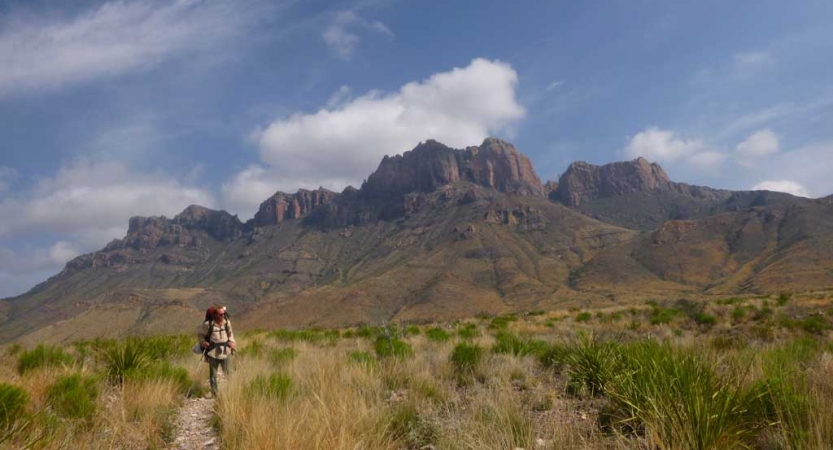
[169,393,219,450]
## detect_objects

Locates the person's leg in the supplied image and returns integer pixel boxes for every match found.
[208,357,220,395]
[221,356,233,378]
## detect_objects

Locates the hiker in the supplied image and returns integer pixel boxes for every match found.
[198,306,236,395]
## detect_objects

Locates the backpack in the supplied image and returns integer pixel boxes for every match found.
[192,306,231,354]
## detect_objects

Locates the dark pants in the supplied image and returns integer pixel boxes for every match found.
[207,356,232,394]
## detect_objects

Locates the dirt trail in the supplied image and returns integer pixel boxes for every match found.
[168,396,219,450]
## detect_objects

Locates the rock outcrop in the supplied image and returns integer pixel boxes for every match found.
[553,157,727,207]
[361,138,545,199]
[252,188,339,226]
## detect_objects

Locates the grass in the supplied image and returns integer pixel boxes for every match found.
[16,344,74,374]
[2,293,833,449]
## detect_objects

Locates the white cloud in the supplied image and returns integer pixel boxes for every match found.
[751,180,810,198]
[0,167,17,193]
[325,85,353,109]
[736,129,779,166]
[623,127,727,170]
[322,11,393,60]
[0,159,215,241]
[0,0,264,96]
[231,58,525,215]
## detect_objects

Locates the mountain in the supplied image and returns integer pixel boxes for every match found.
[3,138,832,343]
[548,157,805,230]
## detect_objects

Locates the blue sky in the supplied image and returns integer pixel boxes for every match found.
[1,0,832,297]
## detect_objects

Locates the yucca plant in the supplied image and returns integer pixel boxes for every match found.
[99,340,152,384]
[564,333,623,397]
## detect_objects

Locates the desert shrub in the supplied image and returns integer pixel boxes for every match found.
[799,315,830,335]
[269,328,339,345]
[731,307,747,323]
[564,333,622,397]
[693,312,718,327]
[246,374,292,401]
[450,342,483,373]
[575,312,592,322]
[536,342,569,372]
[385,403,440,448]
[487,314,518,330]
[776,292,792,306]
[425,327,451,342]
[649,306,680,325]
[126,362,196,395]
[268,348,299,367]
[0,383,28,430]
[405,325,421,336]
[605,342,761,448]
[240,339,263,358]
[99,340,152,384]
[457,323,480,339]
[492,332,547,357]
[347,350,375,366]
[374,336,413,359]
[47,374,99,423]
[16,344,74,375]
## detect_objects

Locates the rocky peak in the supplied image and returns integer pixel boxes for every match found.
[252,188,339,227]
[173,205,244,241]
[553,157,721,207]
[361,138,545,199]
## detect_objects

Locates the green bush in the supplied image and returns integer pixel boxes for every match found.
[0,383,28,429]
[575,312,592,322]
[731,307,747,323]
[487,314,518,330]
[405,325,421,336]
[374,336,413,359]
[564,333,622,397]
[693,312,718,327]
[385,403,439,448]
[126,362,197,396]
[16,344,74,375]
[98,340,152,384]
[492,332,548,357]
[649,306,679,325]
[246,374,292,401]
[537,343,569,372]
[269,348,299,367]
[799,315,830,335]
[605,342,760,447]
[348,350,375,366]
[457,323,480,339]
[425,327,451,342]
[47,374,98,422]
[450,342,483,373]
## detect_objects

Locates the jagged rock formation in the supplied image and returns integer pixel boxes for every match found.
[252,188,338,226]
[3,137,832,344]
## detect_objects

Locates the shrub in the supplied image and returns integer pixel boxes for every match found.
[731,307,747,323]
[425,327,451,342]
[457,323,480,339]
[487,314,517,330]
[649,306,679,325]
[776,292,792,306]
[246,374,292,401]
[405,325,421,336]
[537,343,569,372]
[269,328,339,345]
[126,362,196,396]
[693,312,718,327]
[799,315,830,335]
[16,344,74,375]
[269,348,299,367]
[564,333,622,397]
[605,342,760,447]
[374,336,413,359]
[450,342,483,373]
[99,340,152,384]
[0,383,28,430]
[348,350,375,366]
[575,312,592,322]
[47,374,98,422]
[385,403,439,448]
[492,332,547,357]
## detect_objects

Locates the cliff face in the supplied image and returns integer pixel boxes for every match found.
[553,157,727,207]
[252,188,339,226]
[361,138,545,199]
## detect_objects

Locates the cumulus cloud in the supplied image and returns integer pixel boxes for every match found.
[0,0,265,96]
[0,159,215,240]
[0,159,216,296]
[323,11,393,60]
[751,180,810,198]
[735,129,779,166]
[225,58,525,216]
[623,127,727,169]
